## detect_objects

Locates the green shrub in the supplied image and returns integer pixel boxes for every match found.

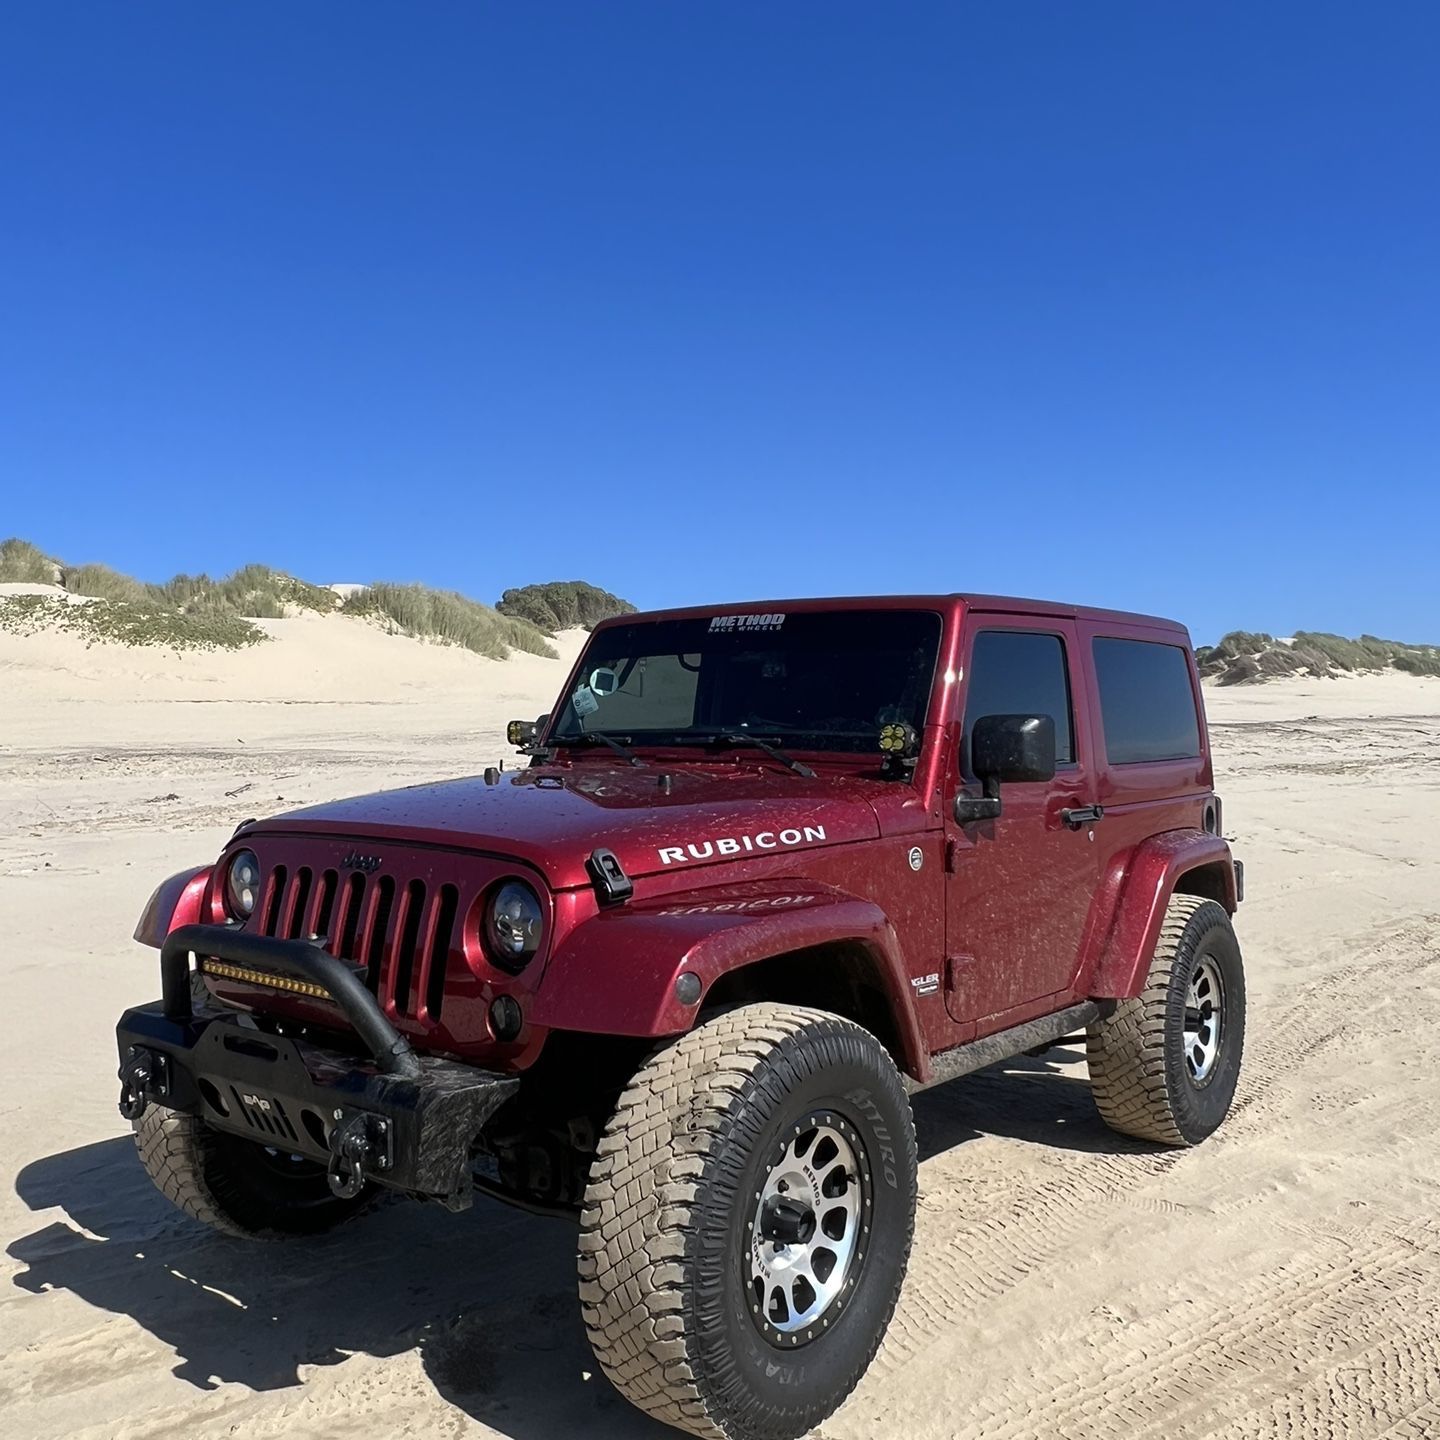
[344,583,557,660]
[0,537,61,584]
[496,580,635,635]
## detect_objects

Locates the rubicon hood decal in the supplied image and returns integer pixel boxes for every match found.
[658,824,826,866]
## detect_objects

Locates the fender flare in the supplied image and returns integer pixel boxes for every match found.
[133,864,213,948]
[529,879,925,1075]
[1088,829,1238,999]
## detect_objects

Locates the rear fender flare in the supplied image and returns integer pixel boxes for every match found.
[133,865,213,948]
[1088,830,1238,998]
[529,880,924,1075]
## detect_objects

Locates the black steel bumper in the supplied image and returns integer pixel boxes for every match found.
[117,923,518,1210]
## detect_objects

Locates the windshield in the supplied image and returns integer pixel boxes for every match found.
[550,609,942,755]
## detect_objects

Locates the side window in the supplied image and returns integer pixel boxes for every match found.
[1092,638,1201,763]
[963,630,1075,767]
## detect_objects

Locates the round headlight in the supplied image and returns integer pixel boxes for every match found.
[486,881,544,970]
[225,849,261,920]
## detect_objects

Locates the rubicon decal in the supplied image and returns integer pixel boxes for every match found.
[658,824,826,865]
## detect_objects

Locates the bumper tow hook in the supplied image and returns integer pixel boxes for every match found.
[118,1048,166,1122]
[327,1112,389,1199]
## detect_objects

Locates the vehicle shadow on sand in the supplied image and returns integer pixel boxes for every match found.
[911,1041,1160,1163]
[10,1057,1154,1436]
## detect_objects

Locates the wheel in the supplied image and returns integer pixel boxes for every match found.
[134,1105,371,1238]
[578,1003,917,1440]
[1087,894,1246,1145]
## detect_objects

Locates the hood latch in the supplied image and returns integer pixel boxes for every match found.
[587,848,633,906]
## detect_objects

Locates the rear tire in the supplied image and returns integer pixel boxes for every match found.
[134,1105,370,1238]
[578,1003,917,1440]
[1087,895,1246,1145]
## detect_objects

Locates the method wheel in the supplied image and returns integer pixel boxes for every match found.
[578,1003,917,1440]
[1087,895,1246,1145]
[134,1105,371,1238]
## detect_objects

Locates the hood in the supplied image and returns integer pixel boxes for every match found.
[242,761,888,892]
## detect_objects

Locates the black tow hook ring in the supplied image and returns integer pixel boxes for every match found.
[118,1047,168,1122]
[326,1111,391,1199]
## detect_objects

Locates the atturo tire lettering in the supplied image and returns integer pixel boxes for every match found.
[844,1086,899,1188]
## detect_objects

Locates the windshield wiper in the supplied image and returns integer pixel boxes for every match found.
[685,731,816,779]
[567,731,646,767]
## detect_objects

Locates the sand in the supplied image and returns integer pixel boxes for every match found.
[2,617,1438,1439]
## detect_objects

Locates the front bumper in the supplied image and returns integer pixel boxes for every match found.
[117,924,519,1210]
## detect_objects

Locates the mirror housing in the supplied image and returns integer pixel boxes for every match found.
[954,714,1057,824]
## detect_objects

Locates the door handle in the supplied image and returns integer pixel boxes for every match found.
[1060,804,1104,830]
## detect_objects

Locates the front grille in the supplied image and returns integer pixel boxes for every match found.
[254,863,461,1022]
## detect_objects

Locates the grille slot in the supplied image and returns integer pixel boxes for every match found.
[391,880,428,1016]
[260,865,287,935]
[284,867,313,939]
[336,872,366,959]
[364,876,396,991]
[313,868,338,941]
[425,884,460,1021]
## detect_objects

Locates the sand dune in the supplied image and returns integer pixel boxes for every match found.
[2,620,1438,1439]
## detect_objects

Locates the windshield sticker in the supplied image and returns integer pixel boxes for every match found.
[708,612,786,633]
[572,685,599,717]
[658,824,826,866]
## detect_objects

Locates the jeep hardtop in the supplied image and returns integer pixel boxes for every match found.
[117,593,1245,1440]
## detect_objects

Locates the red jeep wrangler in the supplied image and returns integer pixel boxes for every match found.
[118,595,1244,1440]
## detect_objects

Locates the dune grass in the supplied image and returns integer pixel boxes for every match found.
[0,537,61,584]
[343,583,558,660]
[0,536,624,658]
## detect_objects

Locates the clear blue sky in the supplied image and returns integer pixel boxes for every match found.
[2,4,1437,643]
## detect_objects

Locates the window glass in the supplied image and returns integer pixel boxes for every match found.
[550,610,942,754]
[963,631,1074,767]
[1092,638,1201,763]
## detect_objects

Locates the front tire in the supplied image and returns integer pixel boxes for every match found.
[1087,895,1246,1145]
[134,1105,370,1238]
[578,1003,917,1440]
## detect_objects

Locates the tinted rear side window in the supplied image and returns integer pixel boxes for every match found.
[1093,638,1201,763]
[963,630,1075,765]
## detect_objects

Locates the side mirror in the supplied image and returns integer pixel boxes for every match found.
[506,713,551,753]
[955,714,1057,824]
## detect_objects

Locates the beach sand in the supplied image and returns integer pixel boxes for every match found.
[2,618,1437,1439]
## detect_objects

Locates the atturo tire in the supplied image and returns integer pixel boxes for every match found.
[1087,894,1246,1145]
[578,1003,917,1440]
[134,1105,370,1238]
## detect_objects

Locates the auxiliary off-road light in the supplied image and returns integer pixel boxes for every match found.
[224,849,261,920]
[878,722,917,756]
[485,880,544,970]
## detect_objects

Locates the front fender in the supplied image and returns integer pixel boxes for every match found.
[529,878,923,1072]
[1088,830,1238,998]
[133,865,213,948]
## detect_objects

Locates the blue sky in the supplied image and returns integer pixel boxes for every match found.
[2,4,1437,643]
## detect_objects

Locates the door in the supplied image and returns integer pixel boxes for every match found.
[945,618,1102,1027]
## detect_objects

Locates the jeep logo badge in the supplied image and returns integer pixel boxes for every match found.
[342,852,382,873]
